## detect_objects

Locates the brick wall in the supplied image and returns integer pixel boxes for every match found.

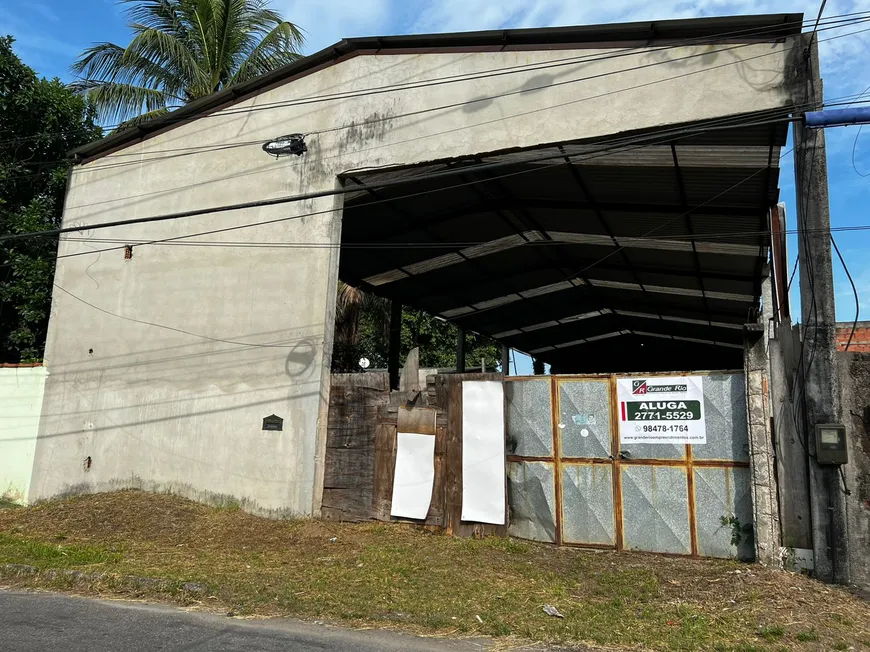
[836,323,870,352]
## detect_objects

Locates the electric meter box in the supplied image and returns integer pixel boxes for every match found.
[814,424,848,465]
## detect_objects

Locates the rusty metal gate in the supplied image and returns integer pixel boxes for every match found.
[505,373,753,559]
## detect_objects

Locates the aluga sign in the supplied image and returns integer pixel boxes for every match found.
[617,376,706,444]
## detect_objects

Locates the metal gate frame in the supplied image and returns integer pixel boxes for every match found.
[506,371,751,557]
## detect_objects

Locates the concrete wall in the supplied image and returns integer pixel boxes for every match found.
[0,365,46,504]
[838,352,870,593]
[30,39,797,515]
[744,276,781,565]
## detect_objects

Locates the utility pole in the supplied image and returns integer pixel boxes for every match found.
[792,34,848,583]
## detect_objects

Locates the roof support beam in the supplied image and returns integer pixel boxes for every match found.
[493,308,744,338]
[362,230,761,286]
[672,144,714,326]
[528,330,743,354]
[347,195,767,242]
[527,330,631,354]
[347,176,540,322]
[612,310,743,330]
[438,277,752,323]
[560,144,660,325]
[394,259,757,309]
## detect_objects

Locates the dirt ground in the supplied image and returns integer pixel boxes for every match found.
[1,490,868,651]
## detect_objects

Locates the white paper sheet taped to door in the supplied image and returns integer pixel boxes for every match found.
[390,432,436,519]
[461,381,506,524]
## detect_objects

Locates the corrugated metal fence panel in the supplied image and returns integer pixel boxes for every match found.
[504,373,753,560]
[506,379,553,457]
[694,466,755,560]
[558,380,612,458]
[622,441,686,461]
[561,464,615,545]
[621,465,692,555]
[693,374,750,462]
[508,461,556,543]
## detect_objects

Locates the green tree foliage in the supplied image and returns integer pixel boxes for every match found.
[0,37,102,362]
[72,0,304,126]
[331,284,501,373]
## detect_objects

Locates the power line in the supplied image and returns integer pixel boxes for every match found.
[3,87,857,191]
[831,234,860,352]
[46,157,785,356]
[3,21,869,200]
[65,20,870,174]
[851,125,870,177]
[1,18,863,196]
[3,24,864,344]
[10,88,868,240]
[196,15,864,125]
[789,0,828,459]
[52,283,300,349]
[813,0,830,35]
[8,28,809,176]
[3,12,863,151]
[4,12,869,181]
[42,139,804,355]
[3,110,801,246]
[56,223,870,250]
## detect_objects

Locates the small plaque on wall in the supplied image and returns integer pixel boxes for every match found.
[262,414,283,431]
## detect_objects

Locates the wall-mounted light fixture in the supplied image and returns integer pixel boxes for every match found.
[262,133,307,158]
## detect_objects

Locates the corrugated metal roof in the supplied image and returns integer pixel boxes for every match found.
[340,113,781,370]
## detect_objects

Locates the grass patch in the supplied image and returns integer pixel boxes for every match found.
[0,497,22,509]
[0,532,121,568]
[758,625,785,642]
[2,490,869,651]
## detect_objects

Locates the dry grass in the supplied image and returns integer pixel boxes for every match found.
[1,490,869,651]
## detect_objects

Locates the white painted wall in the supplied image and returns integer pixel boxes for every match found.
[1,366,46,504]
[30,39,797,515]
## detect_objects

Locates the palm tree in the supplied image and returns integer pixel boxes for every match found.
[333,282,392,370]
[72,0,304,126]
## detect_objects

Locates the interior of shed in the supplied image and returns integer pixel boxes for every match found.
[335,113,785,375]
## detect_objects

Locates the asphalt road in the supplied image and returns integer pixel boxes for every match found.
[0,590,492,652]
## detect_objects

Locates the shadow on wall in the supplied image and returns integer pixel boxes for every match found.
[66,39,789,231]
[643,41,785,92]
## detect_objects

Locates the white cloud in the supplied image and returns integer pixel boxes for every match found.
[275,0,394,54]
[274,0,870,104]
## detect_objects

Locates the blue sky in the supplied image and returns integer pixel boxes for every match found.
[2,0,869,374]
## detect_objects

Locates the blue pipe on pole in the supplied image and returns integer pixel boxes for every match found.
[805,107,870,128]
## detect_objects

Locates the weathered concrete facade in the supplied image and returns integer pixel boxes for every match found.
[838,352,870,592]
[790,37,847,584]
[743,277,781,565]
[29,25,800,515]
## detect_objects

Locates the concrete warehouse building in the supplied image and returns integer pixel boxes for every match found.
[7,13,867,588]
